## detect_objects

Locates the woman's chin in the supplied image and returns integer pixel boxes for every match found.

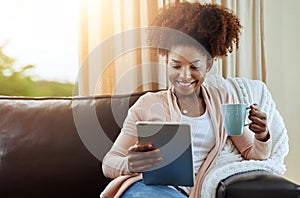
[174,82,201,96]
[174,86,196,96]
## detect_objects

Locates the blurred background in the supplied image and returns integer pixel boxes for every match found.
[264,0,300,185]
[0,0,79,96]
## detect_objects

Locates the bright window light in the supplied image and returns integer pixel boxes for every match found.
[0,0,79,83]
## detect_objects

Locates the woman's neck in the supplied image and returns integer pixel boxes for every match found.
[175,88,206,117]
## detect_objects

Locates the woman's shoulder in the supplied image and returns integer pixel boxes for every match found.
[136,90,168,104]
[143,90,168,97]
[205,85,235,103]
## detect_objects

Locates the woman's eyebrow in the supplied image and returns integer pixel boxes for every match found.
[171,59,202,63]
[170,59,181,63]
[190,59,203,64]
[170,59,203,65]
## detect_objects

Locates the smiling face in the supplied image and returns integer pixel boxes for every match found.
[168,45,212,97]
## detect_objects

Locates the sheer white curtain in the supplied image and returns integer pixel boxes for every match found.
[79,0,166,96]
[79,0,266,95]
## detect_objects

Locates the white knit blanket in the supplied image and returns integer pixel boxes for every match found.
[201,76,289,198]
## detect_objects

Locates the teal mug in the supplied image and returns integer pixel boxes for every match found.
[221,103,250,136]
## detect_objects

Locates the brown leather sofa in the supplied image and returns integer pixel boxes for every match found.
[0,91,299,198]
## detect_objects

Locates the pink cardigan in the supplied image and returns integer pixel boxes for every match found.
[100,85,271,198]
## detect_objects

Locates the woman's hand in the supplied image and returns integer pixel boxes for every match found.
[248,104,270,141]
[128,143,163,173]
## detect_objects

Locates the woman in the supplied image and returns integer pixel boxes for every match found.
[101,2,271,198]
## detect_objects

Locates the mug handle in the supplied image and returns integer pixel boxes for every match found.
[244,107,251,126]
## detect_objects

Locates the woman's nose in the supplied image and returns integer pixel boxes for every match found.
[179,66,191,78]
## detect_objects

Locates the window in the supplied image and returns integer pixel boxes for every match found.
[0,0,79,96]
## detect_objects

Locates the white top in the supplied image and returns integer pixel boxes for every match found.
[182,110,215,174]
[178,110,214,195]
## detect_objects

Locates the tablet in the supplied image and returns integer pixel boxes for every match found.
[136,121,194,186]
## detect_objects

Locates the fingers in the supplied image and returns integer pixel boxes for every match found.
[128,143,154,153]
[129,148,160,161]
[128,151,163,173]
[128,143,163,173]
[248,104,268,134]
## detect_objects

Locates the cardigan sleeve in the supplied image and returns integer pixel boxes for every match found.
[230,127,272,160]
[102,95,146,178]
[102,92,170,178]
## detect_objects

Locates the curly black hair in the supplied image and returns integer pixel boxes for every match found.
[147,2,242,58]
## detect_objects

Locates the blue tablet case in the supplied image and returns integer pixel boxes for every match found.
[136,122,195,187]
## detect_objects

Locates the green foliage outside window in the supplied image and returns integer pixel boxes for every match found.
[0,46,76,97]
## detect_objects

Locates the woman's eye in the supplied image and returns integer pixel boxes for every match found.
[171,65,181,69]
[190,65,200,70]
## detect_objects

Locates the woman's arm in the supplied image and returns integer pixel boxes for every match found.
[230,104,272,160]
[230,130,272,160]
[102,131,138,178]
[102,92,166,178]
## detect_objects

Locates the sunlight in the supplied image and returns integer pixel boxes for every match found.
[0,0,79,82]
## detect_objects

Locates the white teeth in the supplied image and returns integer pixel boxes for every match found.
[178,81,192,87]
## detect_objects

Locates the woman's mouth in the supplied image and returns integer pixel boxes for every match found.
[176,80,197,88]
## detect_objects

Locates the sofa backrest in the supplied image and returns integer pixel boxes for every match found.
[0,91,147,198]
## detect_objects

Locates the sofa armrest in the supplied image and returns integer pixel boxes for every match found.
[216,170,300,198]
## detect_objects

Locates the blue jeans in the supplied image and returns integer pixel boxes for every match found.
[121,180,188,198]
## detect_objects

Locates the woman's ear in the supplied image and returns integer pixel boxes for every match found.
[206,58,214,72]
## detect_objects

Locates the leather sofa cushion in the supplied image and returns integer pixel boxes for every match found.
[0,92,144,197]
[216,170,300,198]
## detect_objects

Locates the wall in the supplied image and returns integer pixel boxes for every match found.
[264,0,300,183]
